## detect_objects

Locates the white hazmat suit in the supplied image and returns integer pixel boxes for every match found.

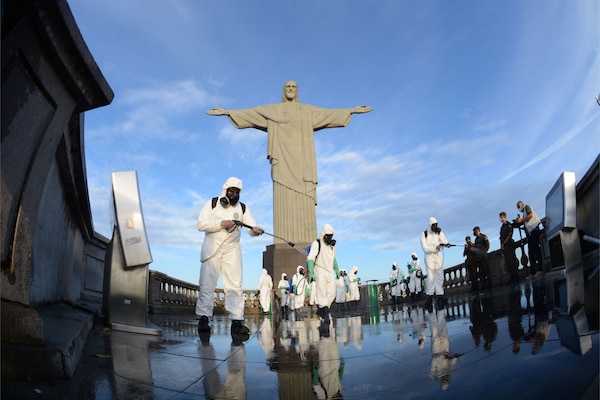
[389,262,403,298]
[277,273,290,310]
[257,268,273,313]
[307,224,340,309]
[348,266,360,302]
[195,177,261,321]
[292,265,307,310]
[407,253,422,295]
[420,217,449,297]
[335,269,347,304]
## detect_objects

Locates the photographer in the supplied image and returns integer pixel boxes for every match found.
[514,201,543,278]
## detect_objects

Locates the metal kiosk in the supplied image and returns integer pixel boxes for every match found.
[545,171,591,355]
[103,171,161,335]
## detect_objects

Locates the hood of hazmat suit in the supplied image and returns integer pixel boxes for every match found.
[220,177,243,197]
[319,223,335,239]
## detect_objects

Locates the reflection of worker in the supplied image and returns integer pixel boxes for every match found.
[196,177,264,337]
[199,341,247,400]
[312,333,344,399]
[429,309,462,390]
[413,306,427,349]
[257,268,273,314]
[206,81,372,246]
[258,318,275,364]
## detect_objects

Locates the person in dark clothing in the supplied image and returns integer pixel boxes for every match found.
[471,227,492,289]
[515,201,543,277]
[499,211,519,283]
[463,236,479,293]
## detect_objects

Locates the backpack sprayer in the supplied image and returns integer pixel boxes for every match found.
[233,220,307,255]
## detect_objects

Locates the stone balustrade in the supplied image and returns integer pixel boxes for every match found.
[147,238,529,314]
[148,270,262,314]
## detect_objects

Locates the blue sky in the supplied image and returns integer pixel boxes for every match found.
[69,1,599,289]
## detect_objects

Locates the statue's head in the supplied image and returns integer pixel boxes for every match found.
[281,81,298,103]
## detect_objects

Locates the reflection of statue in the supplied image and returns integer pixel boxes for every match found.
[207,81,372,244]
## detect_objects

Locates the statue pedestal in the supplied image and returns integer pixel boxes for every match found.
[263,243,311,283]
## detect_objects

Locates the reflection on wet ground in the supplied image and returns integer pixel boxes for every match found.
[3,274,599,399]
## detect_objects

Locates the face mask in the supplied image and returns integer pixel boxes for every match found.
[323,235,335,246]
[299,269,304,275]
[226,192,239,206]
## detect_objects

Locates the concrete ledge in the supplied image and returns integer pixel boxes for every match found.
[1,303,94,380]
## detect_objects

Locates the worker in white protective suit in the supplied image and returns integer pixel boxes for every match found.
[291,265,308,313]
[334,269,348,312]
[407,252,423,301]
[195,177,264,337]
[307,224,340,330]
[257,268,273,314]
[389,262,403,305]
[277,273,290,315]
[420,217,452,310]
[347,266,361,311]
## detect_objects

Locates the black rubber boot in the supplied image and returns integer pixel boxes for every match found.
[437,296,448,307]
[323,306,330,324]
[424,296,434,312]
[198,316,211,334]
[231,319,250,335]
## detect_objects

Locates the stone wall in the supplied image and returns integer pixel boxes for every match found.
[1,0,113,379]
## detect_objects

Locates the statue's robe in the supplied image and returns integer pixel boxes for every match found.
[227,103,353,244]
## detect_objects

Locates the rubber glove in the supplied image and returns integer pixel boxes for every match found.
[307,260,315,282]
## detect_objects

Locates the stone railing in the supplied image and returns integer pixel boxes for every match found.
[148,239,529,314]
[148,270,262,314]
[443,237,529,293]
[361,238,530,306]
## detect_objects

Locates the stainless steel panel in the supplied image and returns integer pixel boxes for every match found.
[111,171,152,267]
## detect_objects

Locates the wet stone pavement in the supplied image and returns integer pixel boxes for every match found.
[2,274,599,399]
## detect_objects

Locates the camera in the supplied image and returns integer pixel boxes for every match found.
[511,217,522,228]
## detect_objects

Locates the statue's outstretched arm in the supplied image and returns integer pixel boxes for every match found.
[206,108,229,116]
[351,105,373,114]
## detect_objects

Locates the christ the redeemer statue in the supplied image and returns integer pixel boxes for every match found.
[207,80,372,245]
